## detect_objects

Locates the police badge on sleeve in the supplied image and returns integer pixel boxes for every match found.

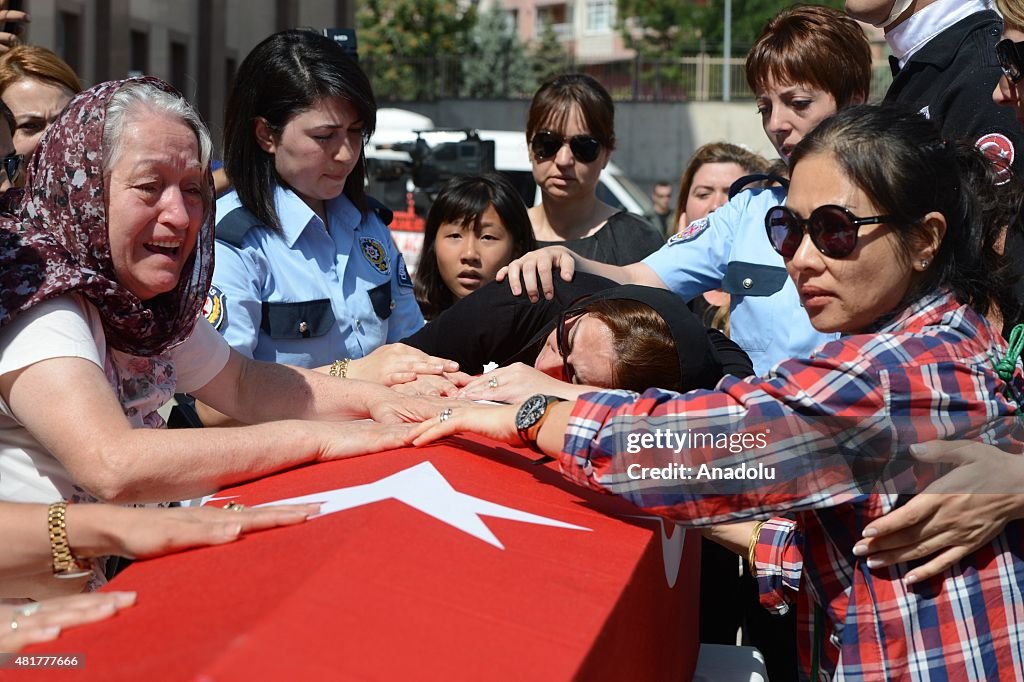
[360,237,391,275]
[203,285,227,330]
[667,217,710,245]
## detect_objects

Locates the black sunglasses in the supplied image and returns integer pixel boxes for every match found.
[997,38,1024,84]
[556,297,592,383]
[2,152,22,185]
[530,130,602,164]
[765,204,899,258]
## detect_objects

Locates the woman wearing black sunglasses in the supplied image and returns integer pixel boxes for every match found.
[502,7,870,381]
[0,45,82,187]
[524,73,664,267]
[411,105,1024,681]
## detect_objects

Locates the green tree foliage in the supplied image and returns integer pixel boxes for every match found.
[530,23,574,85]
[616,1,706,59]
[615,0,847,99]
[357,0,477,100]
[461,9,535,98]
[617,0,847,57]
[702,0,846,46]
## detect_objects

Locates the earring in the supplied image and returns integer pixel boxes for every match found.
[920,259,929,269]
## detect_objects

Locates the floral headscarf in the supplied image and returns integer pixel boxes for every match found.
[0,76,214,356]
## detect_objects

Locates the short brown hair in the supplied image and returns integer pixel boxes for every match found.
[582,298,680,392]
[525,73,615,153]
[745,5,870,108]
[0,45,82,97]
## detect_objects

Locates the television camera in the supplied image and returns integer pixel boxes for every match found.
[367,130,496,195]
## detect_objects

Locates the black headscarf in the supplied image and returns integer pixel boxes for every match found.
[508,284,754,390]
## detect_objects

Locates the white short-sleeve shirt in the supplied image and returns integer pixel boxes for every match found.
[0,294,230,503]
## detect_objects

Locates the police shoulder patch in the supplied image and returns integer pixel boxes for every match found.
[360,237,390,275]
[396,254,414,288]
[203,285,227,330]
[667,217,710,245]
[975,132,1015,184]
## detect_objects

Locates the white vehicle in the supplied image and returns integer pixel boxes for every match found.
[367,108,653,271]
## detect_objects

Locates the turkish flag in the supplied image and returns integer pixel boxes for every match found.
[23,436,700,681]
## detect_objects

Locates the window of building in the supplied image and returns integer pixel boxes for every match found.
[535,3,570,40]
[586,0,614,32]
[170,40,188,94]
[56,11,82,75]
[130,30,149,75]
[501,9,518,33]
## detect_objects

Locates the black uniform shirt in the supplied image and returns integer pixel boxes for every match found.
[885,9,1024,326]
[884,10,1022,178]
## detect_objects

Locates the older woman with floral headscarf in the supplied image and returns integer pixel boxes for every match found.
[0,77,436,597]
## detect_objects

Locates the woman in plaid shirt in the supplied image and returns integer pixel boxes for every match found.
[413,105,1024,680]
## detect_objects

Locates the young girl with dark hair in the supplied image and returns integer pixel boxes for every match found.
[414,173,536,319]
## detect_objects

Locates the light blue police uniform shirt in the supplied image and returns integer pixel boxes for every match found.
[207,186,423,368]
[642,186,837,376]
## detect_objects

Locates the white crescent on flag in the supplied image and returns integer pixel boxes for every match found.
[625,514,687,588]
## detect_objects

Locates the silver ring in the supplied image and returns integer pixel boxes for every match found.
[224,501,245,511]
[16,603,40,617]
[438,408,453,422]
[487,376,499,389]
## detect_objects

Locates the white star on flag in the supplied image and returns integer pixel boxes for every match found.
[211,461,590,550]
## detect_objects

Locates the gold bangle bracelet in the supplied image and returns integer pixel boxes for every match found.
[747,520,769,577]
[47,501,93,580]
[329,358,351,378]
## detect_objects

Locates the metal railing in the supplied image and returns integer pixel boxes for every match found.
[362,53,894,103]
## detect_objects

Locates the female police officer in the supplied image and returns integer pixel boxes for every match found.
[501,6,870,377]
[209,31,426,375]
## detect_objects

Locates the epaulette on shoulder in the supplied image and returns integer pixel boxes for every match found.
[367,196,393,226]
[215,206,262,248]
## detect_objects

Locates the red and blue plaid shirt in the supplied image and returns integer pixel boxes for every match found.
[558,291,1024,681]
[753,516,843,679]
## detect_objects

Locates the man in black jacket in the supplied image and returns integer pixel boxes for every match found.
[849,0,1023,179]
[848,0,1024,330]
